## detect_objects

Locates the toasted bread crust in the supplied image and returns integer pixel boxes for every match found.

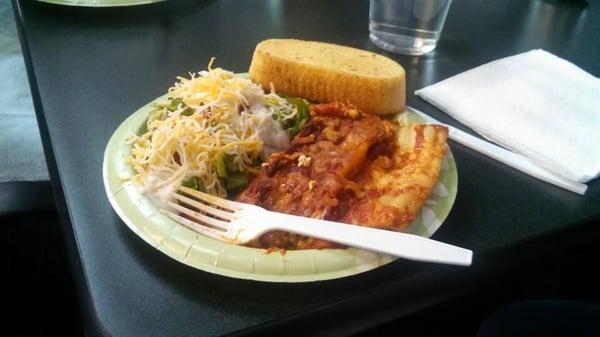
[249,39,405,115]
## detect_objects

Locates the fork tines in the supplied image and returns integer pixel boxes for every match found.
[160,186,242,240]
[178,186,242,211]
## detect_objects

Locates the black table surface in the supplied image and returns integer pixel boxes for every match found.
[13,0,600,336]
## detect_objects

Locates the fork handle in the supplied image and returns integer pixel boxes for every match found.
[268,212,473,266]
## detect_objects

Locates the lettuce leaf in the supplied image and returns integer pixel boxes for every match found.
[272,96,310,136]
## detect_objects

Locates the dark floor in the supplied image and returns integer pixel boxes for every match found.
[1,0,49,184]
[1,211,83,337]
[2,0,77,334]
[353,243,600,337]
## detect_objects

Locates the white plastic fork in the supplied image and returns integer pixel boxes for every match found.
[161,186,473,266]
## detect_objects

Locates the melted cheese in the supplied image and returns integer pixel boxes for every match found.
[237,103,448,250]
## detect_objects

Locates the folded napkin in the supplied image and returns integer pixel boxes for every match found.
[416,49,600,184]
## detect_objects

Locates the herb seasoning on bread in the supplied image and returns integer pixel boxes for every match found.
[249,39,406,115]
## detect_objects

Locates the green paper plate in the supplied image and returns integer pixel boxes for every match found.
[103,87,458,283]
[39,0,164,7]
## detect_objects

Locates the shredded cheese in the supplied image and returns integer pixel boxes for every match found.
[297,154,312,167]
[126,60,297,201]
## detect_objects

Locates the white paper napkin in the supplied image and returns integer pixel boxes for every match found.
[416,49,600,184]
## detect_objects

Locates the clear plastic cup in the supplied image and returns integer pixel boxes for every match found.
[369,0,452,55]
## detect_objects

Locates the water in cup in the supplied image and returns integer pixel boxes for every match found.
[369,0,452,55]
